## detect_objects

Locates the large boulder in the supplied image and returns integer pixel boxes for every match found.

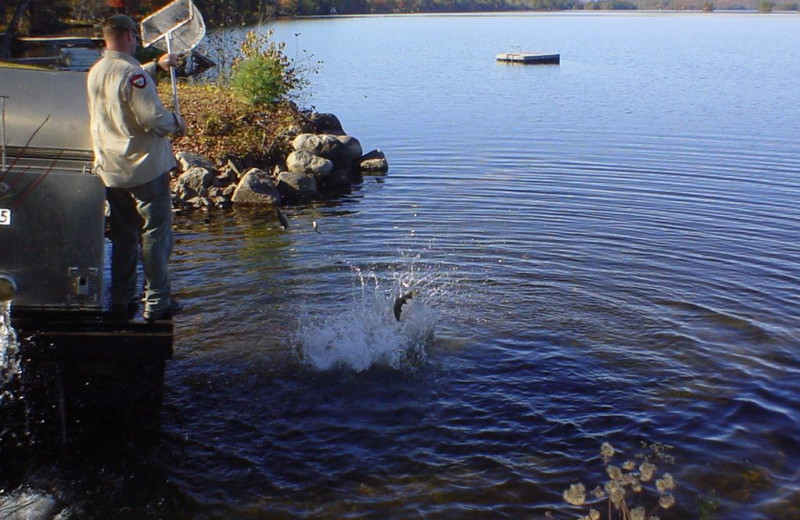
[176,151,216,172]
[286,150,333,176]
[291,133,314,151]
[292,134,350,165]
[216,160,241,187]
[359,149,389,174]
[276,171,318,201]
[176,167,216,199]
[336,135,363,162]
[216,166,238,187]
[305,163,351,193]
[309,113,345,135]
[231,168,282,206]
[321,168,352,192]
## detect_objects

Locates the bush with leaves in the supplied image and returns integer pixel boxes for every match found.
[231,52,286,105]
[228,29,317,106]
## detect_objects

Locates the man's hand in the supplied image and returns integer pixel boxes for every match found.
[173,113,187,137]
[157,53,182,71]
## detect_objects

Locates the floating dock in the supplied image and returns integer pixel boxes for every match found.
[496,53,560,65]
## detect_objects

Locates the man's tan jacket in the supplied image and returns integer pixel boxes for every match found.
[87,50,180,188]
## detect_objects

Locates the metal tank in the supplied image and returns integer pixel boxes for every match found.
[0,63,173,452]
[0,65,104,311]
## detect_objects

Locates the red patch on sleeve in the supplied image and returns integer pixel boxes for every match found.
[130,74,147,89]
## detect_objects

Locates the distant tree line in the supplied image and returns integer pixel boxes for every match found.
[0,0,575,32]
[1,0,797,42]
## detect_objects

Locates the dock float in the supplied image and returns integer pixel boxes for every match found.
[496,53,560,65]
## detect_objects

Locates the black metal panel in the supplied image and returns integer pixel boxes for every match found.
[0,167,105,310]
[6,310,173,451]
[12,311,174,361]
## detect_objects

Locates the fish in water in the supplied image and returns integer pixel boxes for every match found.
[393,291,416,321]
[276,208,289,229]
[313,221,320,233]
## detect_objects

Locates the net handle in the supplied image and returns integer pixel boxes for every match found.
[165,32,180,117]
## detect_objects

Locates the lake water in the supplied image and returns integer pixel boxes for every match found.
[3,11,800,520]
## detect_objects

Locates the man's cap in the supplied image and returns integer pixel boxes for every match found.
[104,14,138,34]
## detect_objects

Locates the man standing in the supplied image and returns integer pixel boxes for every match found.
[87,14,186,322]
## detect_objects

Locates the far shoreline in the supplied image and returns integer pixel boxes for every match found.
[3,7,795,37]
[243,8,798,24]
[219,8,800,31]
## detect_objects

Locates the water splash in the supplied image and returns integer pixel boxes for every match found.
[1,300,20,403]
[293,258,442,372]
[0,488,68,520]
[0,300,27,452]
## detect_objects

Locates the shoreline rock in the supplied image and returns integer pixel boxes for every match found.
[231,168,281,206]
[359,149,389,174]
[287,150,334,176]
[170,112,388,211]
[276,171,318,201]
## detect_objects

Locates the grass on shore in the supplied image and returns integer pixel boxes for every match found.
[161,82,309,168]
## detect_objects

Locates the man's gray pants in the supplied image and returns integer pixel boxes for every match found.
[106,173,173,314]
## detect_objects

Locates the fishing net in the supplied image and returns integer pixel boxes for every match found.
[140,0,206,55]
[140,0,206,115]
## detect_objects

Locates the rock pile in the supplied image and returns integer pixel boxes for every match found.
[171,113,388,210]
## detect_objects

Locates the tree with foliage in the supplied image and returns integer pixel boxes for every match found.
[0,0,31,60]
[230,31,289,105]
[225,30,319,106]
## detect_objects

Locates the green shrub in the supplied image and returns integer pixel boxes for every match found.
[222,29,318,107]
[230,53,287,105]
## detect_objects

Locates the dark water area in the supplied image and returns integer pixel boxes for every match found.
[3,12,800,520]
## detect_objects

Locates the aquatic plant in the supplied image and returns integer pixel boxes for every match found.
[696,490,720,520]
[563,441,678,520]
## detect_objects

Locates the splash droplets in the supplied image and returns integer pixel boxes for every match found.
[293,258,439,372]
[1,301,20,399]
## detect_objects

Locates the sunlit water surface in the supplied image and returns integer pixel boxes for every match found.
[2,12,800,520]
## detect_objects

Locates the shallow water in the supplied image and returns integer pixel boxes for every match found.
[3,12,800,520]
